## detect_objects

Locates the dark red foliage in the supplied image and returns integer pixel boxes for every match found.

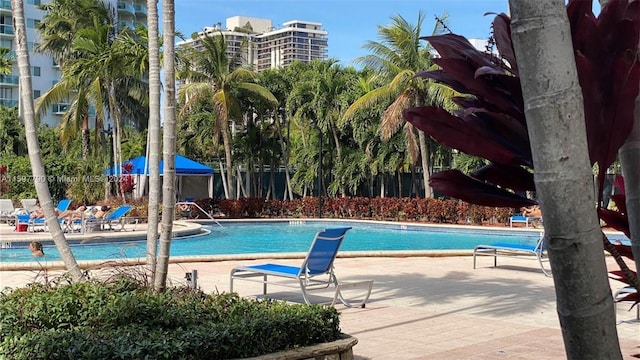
[430,170,536,208]
[122,162,134,174]
[119,175,135,193]
[567,0,640,203]
[405,1,639,212]
[599,208,631,238]
[471,164,535,192]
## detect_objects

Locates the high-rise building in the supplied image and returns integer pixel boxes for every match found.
[177,16,328,72]
[0,0,147,127]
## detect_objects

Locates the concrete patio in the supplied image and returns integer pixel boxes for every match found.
[0,223,638,359]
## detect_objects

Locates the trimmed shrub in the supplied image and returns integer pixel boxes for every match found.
[0,276,341,359]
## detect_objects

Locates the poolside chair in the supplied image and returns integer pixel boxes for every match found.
[94,205,133,231]
[614,286,639,320]
[0,199,15,223]
[20,199,37,213]
[29,199,73,232]
[230,227,372,307]
[473,232,551,277]
[509,215,542,228]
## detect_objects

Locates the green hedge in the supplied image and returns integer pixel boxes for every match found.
[0,277,341,359]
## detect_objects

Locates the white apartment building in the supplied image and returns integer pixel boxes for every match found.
[0,0,147,127]
[178,16,328,72]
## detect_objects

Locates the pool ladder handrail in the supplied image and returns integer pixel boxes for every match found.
[176,201,223,228]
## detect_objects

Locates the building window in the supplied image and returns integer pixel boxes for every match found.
[27,0,42,5]
[32,66,40,76]
[33,90,40,99]
[26,19,41,29]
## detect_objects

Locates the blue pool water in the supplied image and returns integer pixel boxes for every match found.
[0,221,626,263]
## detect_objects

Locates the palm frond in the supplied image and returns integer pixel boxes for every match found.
[380,92,410,140]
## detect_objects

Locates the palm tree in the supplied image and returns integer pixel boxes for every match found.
[10,0,83,281]
[177,34,277,199]
[287,60,351,197]
[35,0,148,162]
[511,0,620,357]
[259,68,295,200]
[344,12,452,198]
[36,0,112,67]
[145,0,161,281]
[154,0,175,292]
[35,0,111,159]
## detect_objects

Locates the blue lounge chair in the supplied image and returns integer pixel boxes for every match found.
[96,205,133,231]
[29,199,72,232]
[230,227,372,307]
[509,215,542,228]
[473,232,551,276]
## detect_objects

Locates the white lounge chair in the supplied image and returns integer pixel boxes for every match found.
[230,227,373,307]
[0,199,15,223]
[473,232,551,276]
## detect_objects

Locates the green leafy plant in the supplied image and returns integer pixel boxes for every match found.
[0,276,341,359]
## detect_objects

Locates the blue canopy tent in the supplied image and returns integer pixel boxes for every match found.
[105,155,214,199]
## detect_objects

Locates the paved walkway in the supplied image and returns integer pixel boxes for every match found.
[0,223,638,359]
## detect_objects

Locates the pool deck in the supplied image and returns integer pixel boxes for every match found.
[0,221,638,359]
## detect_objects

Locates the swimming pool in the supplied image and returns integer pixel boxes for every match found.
[0,220,628,263]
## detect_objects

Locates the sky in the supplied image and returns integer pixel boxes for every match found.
[173,0,510,66]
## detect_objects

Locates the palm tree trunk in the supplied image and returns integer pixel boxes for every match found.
[222,125,234,199]
[275,111,293,200]
[11,0,83,281]
[154,0,176,292]
[145,0,161,279]
[81,113,89,159]
[328,118,346,197]
[219,160,229,199]
[418,131,432,198]
[510,0,621,357]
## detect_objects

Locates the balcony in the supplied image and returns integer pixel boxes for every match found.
[52,103,69,115]
[134,3,147,16]
[0,74,18,86]
[0,98,17,108]
[0,0,10,13]
[117,1,135,15]
[0,24,14,37]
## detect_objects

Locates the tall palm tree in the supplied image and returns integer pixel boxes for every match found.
[178,34,277,199]
[145,0,161,281]
[36,0,111,67]
[10,0,83,281]
[511,0,620,357]
[154,0,175,292]
[344,12,451,198]
[35,0,112,159]
[35,0,148,161]
[259,68,295,200]
[287,60,351,197]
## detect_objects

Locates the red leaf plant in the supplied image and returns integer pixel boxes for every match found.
[119,162,136,194]
[404,0,639,303]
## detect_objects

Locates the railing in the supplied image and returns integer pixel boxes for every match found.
[117,1,135,14]
[0,98,18,107]
[0,74,18,85]
[0,24,14,36]
[175,201,223,228]
[134,3,147,15]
